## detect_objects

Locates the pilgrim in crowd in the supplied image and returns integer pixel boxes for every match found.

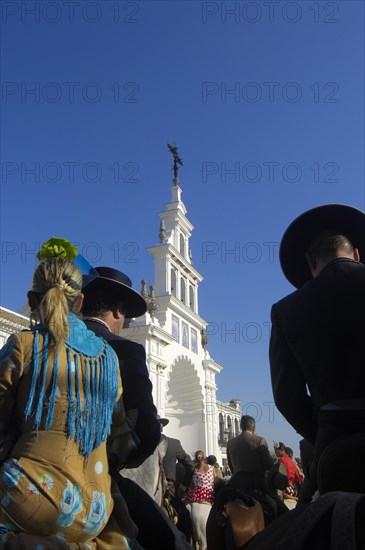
[217,204,365,549]
[184,450,217,550]
[273,442,303,509]
[81,266,193,550]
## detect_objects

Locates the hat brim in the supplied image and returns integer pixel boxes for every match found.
[158,418,169,426]
[279,204,365,289]
[83,277,147,318]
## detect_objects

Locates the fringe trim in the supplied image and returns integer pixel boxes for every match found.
[24,331,119,456]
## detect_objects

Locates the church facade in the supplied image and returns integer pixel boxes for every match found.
[0,179,241,464]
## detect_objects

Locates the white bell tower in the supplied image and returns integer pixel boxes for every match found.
[132,173,222,457]
[148,180,202,314]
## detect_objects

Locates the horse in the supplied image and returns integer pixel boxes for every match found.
[121,434,168,506]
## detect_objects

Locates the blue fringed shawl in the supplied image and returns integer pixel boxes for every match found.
[24,314,119,456]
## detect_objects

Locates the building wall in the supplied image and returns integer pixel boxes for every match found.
[0,307,29,347]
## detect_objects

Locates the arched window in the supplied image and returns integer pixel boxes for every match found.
[219,413,224,444]
[234,418,240,437]
[180,233,185,257]
[227,416,232,440]
[180,277,186,303]
[171,269,177,297]
[189,285,195,311]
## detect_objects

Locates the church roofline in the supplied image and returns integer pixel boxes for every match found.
[0,306,29,326]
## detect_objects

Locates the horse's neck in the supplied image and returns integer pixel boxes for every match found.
[122,437,168,498]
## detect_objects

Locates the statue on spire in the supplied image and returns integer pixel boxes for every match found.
[167,143,183,184]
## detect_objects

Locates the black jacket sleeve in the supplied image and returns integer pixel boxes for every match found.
[269,305,317,444]
[175,440,194,488]
[111,339,161,468]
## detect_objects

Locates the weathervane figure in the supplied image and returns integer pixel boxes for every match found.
[167,143,183,183]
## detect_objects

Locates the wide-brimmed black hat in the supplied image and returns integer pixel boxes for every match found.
[279,204,365,289]
[82,266,147,318]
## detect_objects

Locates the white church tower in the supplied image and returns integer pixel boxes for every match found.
[123,173,224,458]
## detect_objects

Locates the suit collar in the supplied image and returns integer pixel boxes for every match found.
[321,257,357,272]
[83,316,111,332]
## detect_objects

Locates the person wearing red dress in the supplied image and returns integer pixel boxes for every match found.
[187,450,216,550]
[274,443,303,489]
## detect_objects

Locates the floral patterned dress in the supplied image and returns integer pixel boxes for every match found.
[0,315,140,549]
[189,465,215,503]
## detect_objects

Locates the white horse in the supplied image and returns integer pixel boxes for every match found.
[189,501,212,550]
[121,435,168,506]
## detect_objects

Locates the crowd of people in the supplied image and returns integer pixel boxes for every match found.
[1,201,365,549]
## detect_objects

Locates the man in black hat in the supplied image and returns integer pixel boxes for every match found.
[82,269,194,549]
[82,266,161,467]
[269,204,365,492]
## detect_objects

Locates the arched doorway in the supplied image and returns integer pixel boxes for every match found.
[164,355,205,456]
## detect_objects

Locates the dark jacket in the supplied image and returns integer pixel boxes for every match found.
[227,431,274,477]
[84,318,161,467]
[163,437,194,488]
[270,258,365,443]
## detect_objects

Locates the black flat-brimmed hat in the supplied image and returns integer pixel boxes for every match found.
[82,266,147,318]
[279,204,365,289]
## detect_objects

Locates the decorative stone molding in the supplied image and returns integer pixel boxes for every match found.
[156,362,167,373]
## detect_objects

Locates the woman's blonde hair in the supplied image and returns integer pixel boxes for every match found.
[30,258,82,351]
[195,450,205,461]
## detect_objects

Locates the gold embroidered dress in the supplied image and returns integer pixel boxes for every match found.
[0,314,139,549]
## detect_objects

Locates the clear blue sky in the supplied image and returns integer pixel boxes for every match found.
[1,1,364,456]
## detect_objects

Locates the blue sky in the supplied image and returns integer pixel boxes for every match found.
[1,0,364,456]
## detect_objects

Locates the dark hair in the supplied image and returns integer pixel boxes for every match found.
[206,455,217,466]
[307,230,354,263]
[240,415,255,432]
[285,447,293,458]
[82,289,125,317]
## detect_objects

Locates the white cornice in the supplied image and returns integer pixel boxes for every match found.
[155,295,206,328]
[122,322,175,347]
[203,358,223,374]
[0,306,29,326]
[147,243,203,283]
[216,400,241,418]
[159,208,193,234]
[0,307,29,338]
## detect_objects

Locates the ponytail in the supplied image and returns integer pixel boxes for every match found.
[31,258,82,351]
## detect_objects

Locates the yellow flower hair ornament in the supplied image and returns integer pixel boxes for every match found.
[37,237,78,261]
